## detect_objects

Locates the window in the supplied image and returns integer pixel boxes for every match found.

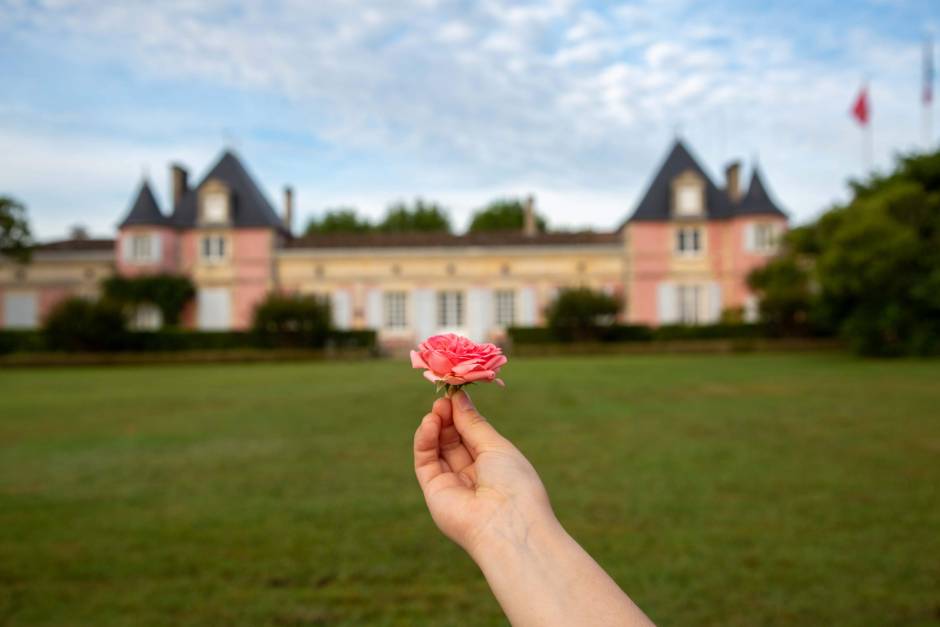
[676,185,703,217]
[203,192,228,223]
[678,285,701,324]
[131,304,163,330]
[383,291,408,329]
[436,290,464,328]
[128,233,159,263]
[494,290,515,327]
[201,235,226,262]
[3,292,37,329]
[753,223,779,253]
[676,227,702,255]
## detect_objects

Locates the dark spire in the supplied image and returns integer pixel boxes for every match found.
[118,180,170,228]
[738,168,787,217]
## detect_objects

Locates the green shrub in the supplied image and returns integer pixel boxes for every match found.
[43,297,128,351]
[545,287,621,342]
[0,330,46,354]
[252,293,332,348]
[102,274,195,326]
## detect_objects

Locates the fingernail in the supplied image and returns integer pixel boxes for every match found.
[457,391,475,412]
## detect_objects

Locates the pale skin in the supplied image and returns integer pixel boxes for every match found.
[413,390,655,627]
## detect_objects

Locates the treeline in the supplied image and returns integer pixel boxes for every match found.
[304,198,547,235]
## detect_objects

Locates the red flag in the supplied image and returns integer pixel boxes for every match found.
[851,87,869,126]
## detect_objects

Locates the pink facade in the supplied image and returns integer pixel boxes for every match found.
[627,222,670,324]
[116,227,180,276]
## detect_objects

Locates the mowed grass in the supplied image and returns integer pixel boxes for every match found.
[0,354,938,627]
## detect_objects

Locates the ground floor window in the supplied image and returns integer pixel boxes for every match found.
[131,304,163,330]
[494,289,515,327]
[3,292,38,329]
[436,290,464,328]
[383,291,408,329]
[677,284,701,324]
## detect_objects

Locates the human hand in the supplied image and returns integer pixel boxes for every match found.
[413,390,557,559]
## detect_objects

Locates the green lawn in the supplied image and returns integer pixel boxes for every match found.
[1,354,938,626]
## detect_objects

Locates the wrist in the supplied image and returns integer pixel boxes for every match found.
[467,503,567,571]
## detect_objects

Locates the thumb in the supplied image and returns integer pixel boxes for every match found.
[451,389,507,455]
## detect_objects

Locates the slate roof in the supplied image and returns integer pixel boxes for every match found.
[285,230,621,250]
[170,150,287,232]
[33,238,115,252]
[625,140,786,223]
[118,181,170,227]
[737,168,787,217]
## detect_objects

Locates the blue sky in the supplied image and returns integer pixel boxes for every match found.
[1,0,937,238]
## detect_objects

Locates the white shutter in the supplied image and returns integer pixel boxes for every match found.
[413,289,435,340]
[657,281,678,324]
[466,288,492,343]
[332,290,351,330]
[121,236,132,262]
[744,295,759,322]
[706,281,722,323]
[149,233,162,263]
[365,289,382,329]
[3,292,38,329]
[518,287,537,326]
[744,223,756,252]
[197,288,231,330]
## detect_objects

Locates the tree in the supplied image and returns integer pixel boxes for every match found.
[252,293,332,348]
[748,149,940,355]
[0,196,33,263]
[469,198,547,232]
[378,199,451,233]
[545,287,620,342]
[746,247,816,337]
[304,208,373,235]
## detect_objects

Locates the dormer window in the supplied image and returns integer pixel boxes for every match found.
[199,180,231,225]
[203,192,228,223]
[676,185,703,217]
[671,170,705,218]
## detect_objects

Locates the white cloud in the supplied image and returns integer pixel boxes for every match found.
[0,0,932,238]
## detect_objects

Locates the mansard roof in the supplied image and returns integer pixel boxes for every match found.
[118,181,170,228]
[626,140,736,223]
[170,150,287,232]
[737,168,787,217]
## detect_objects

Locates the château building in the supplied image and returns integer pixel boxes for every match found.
[0,140,787,348]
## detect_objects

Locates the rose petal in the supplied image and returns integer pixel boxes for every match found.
[423,370,441,383]
[463,370,495,382]
[410,351,429,370]
[483,354,508,371]
[452,359,482,375]
[443,375,466,385]
[494,378,505,387]
[427,352,454,376]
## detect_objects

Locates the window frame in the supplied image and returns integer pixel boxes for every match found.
[675,226,703,256]
[200,234,227,263]
[494,289,516,327]
[383,291,409,330]
[436,290,464,329]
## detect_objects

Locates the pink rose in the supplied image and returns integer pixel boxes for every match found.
[411,333,507,392]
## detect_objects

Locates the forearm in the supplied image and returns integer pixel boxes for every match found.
[471,511,654,627]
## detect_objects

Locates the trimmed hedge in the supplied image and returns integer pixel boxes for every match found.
[508,323,766,345]
[0,329,376,354]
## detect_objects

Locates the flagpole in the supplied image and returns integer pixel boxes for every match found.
[925,37,935,149]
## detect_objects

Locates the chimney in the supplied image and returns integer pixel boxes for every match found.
[171,163,189,208]
[283,186,294,235]
[522,195,537,237]
[69,225,89,240]
[724,161,741,203]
